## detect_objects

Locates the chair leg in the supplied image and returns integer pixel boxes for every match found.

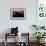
[4,41,7,46]
[4,33,7,46]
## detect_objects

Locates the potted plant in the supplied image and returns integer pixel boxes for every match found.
[40,26,45,29]
[32,25,39,30]
[32,24,45,30]
[33,32,46,43]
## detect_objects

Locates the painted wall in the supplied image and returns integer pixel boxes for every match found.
[0,0,37,42]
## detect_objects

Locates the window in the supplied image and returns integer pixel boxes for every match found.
[37,0,46,18]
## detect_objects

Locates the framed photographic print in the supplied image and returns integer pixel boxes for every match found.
[10,8,26,20]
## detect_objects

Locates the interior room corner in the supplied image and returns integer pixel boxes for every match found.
[0,0,46,46]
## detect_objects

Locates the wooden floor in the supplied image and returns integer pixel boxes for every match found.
[0,42,46,46]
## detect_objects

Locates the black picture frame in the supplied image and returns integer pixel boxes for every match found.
[10,8,26,20]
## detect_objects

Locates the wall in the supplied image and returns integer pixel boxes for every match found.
[0,0,36,42]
